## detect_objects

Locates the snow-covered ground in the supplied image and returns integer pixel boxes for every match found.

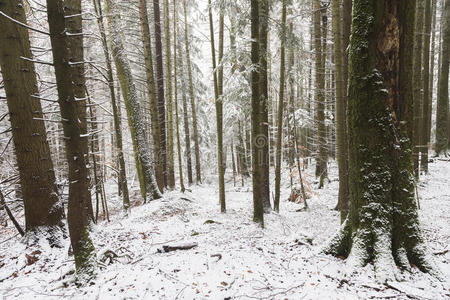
[0,161,449,299]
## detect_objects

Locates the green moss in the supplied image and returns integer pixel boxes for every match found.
[73,225,96,283]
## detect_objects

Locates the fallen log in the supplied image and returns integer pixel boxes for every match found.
[158,242,198,253]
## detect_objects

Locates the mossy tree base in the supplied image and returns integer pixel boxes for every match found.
[323,0,441,282]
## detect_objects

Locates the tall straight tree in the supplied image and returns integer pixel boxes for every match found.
[251,0,268,225]
[313,0,328,188]
[173,0,184,192]
[413,0,425,176]
[164,0,175,189]
[93,0,130,213]
[420,0,433,173]
[105,0,162,202]
[47,0,96,278]
[332,0,349,221]
[325,0,439,280]
[208,0,225,212]
[435,0,449,155]
[64,0,94,220]
[183,0,202,183]
[274,0,287,213]
[259,0,271,211]
[178,42,193,184]
[427,0,437,158]
[0,0,65,244]
[153,0,168,188]
[138,0,164,192]
[342,0,352,87]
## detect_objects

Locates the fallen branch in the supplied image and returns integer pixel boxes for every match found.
[180,197,193,202]
[385,282,432,300]
[433,249,449,255]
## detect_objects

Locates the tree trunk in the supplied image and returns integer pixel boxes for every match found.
[325,0,439,281]
[208,0,225,212]
[177,43,193,185]
[259,0,271,211]
[435,0,450,155]
[332,0,349,221]
[183,1,202,183]
[0,0,65,244]
[413,0,425,176]
[314,0,328,188]
[93,0,130,212]
[164,0,175,189]
[138,0,164,192]
[86,95,105,222]
[152,0,168,188]
[105,0,162,202]
[251,0,265,226]
[427,0,437,159]
[46,0,96,279]
[274,0,287,213]
[420,0,433,173]
[64,0,94,221]
[231,140,237,187]
[173,0,184,192]
[237,120,249,177]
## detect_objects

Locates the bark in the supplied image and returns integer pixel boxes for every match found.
[105,0,162,202]
[325,0,439,281]
[178,43,193,185]
[0,0,65,244]
[251,0,265,226]
[274,0,287,213]
[427,0,437,159]
[152,0,168,188]
[435,0,450,155]
[64,0,94,221]
[314,0,328,188]
[332,0,349,221]
[259,0,271,211]
[420,0,433,173]
[413,0,425,175]
[138,0,164,192]
[173,0,184,192]
[208,0,225,212]
[183,1,202,183]
[46,0,96,279]
[164,0,175,189]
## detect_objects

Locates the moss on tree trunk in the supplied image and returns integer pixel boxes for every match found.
[47,0,96,280]
[105,0,162,202]
[324,0,440,281]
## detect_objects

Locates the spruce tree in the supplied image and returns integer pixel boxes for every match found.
[324,0,439,280]
[0,0,65,245]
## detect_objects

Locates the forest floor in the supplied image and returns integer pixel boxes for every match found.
[0,160,449,299]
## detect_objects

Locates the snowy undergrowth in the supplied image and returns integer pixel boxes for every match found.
[0,161,449,299]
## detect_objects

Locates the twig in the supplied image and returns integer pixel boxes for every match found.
[210,253,222,261]
[0,233,19,244]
